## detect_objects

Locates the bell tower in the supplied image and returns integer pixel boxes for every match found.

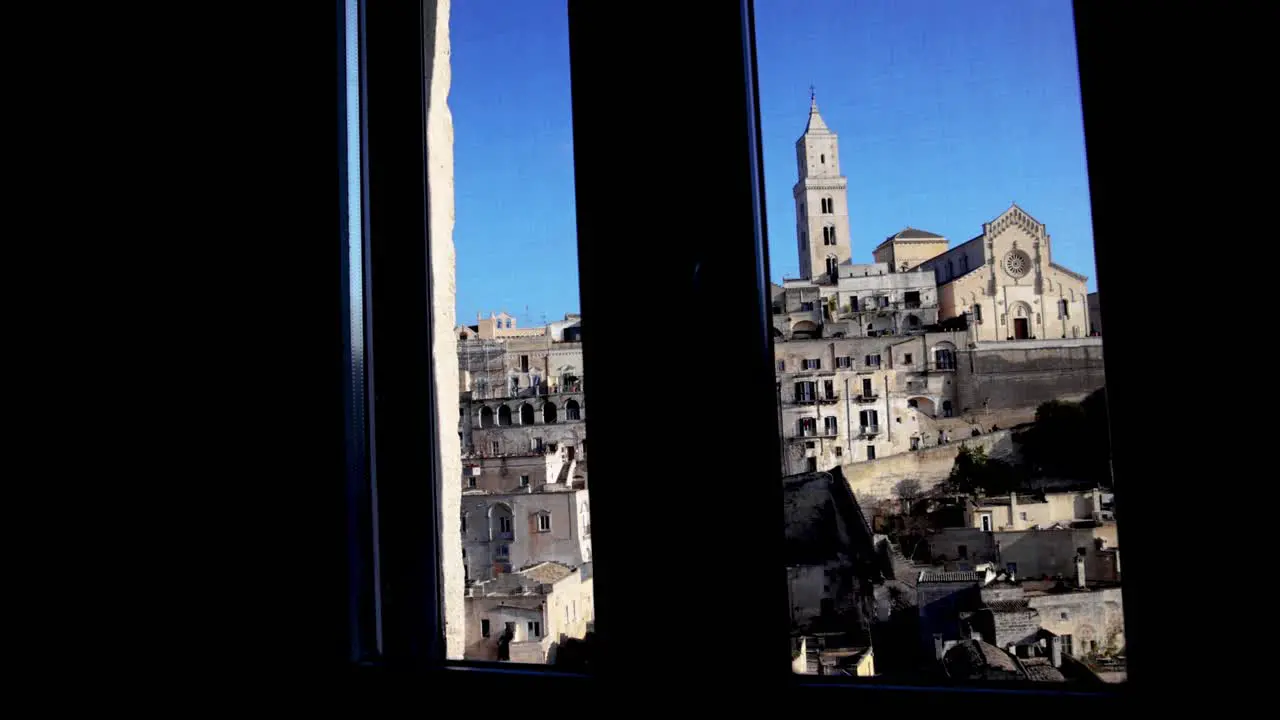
[793,90,852,280]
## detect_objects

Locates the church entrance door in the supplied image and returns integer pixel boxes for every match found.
[1013,318,1029,339]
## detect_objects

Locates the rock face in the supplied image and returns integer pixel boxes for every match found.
[423,0,465,659]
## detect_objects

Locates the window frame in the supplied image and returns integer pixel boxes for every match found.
[339,0,1149,702]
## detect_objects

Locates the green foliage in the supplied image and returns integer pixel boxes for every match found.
[1022,389,1112,486]
[946,445,1020,498]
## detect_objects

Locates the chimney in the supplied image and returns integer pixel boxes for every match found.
[1074,554,1087,588]
[1009,491,1019,528]
[1050,636,1063,668]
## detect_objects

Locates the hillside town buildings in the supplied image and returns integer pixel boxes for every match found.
[452,96,1115,677]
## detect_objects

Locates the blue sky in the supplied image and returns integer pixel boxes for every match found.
[451,0,1095,327]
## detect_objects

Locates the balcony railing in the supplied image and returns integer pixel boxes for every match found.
[855,393,879,403]
[791,393,840,405]
[791,429,838,440]
[859,424,881,436]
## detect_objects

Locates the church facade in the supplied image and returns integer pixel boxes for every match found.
[784,94,1093,343]
[770,95,1102,475]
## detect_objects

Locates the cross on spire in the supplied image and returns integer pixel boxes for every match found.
[809,85,816,104]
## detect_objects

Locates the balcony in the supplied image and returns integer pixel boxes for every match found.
[855,393,879,403]
[859,424,881,437]
[791,393,840,405]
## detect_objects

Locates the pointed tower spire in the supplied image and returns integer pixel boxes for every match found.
[805,87,829,133]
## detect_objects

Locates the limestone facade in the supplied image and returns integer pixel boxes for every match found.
[460,483,591,584]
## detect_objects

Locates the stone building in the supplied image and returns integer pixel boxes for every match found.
[463,561,594,664]
[461,442,576,493]
[460,481,591,585]
[919,566,1122,679]
[458,313,587,462]
[784,468,882,676]
[772,96,1104,473]
[963,489,1111,532]
[913,204,1091,342]
[775,330,968,473]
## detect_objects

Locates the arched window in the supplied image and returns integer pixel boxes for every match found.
[543,401,557,424]
[820,153,825,164]
[479,406,494,428]
[565,399,581,421]
[519,402,535,425]
[1058,298,1070,319]
[933,341,957,370]
[825,256,838,277]
[489,503,514,541]
[497,405,512,426]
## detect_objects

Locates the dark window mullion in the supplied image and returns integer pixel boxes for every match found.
[568,0,788,684]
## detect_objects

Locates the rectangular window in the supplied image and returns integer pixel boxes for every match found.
[835,356,852,369]
[823,379,834,399]
[824,416,837,435]
[537,514,551,532]
[834,446,842,457]
[468,477,476,489]
[795,381,815,402]
[777,359,786,371]
[803,358,820,370]
[974,303,983,324]
[350,0,1130,684]
[848,296,858,312]
[499,517,512,533]
[800,301,814,311]
[903,353,913,364]
[910,436,920,451]
[491,441,500,455]
[798,417,817,436]
[806,457,818,472]
[520,475,530,487]
[862,378,872,397]
[957,544,968,559]
[529,621,541,637]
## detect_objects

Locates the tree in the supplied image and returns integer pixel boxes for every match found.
[946,445,1019,497]
[1021,391,1112,486]
[895,478,922,509]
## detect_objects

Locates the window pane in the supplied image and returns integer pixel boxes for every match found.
[758,1,1121,684]
[451,0,593,666]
